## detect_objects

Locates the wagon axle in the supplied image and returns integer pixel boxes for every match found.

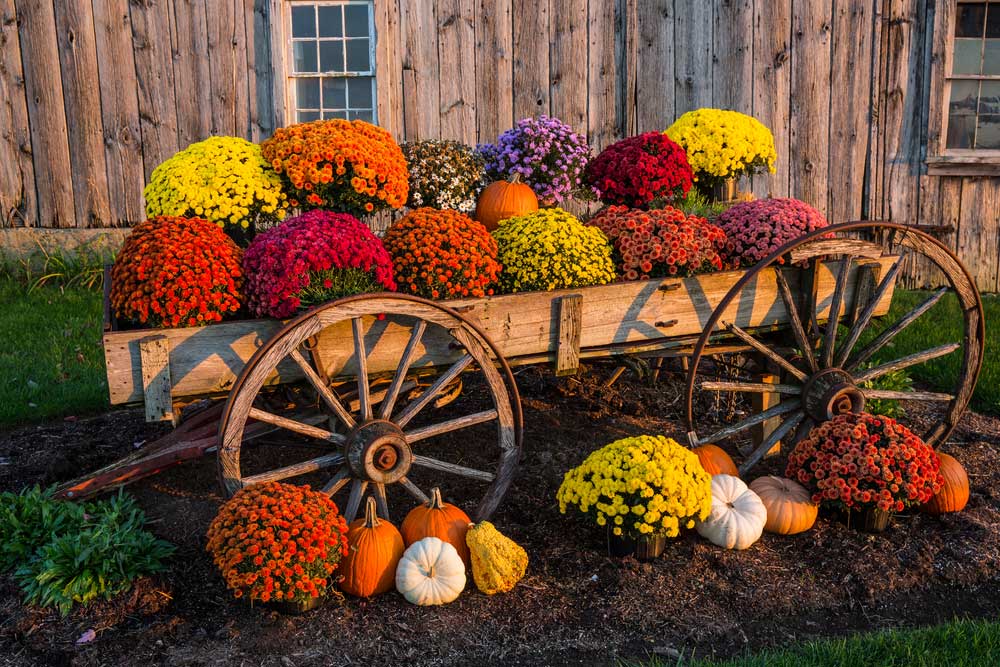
[345,420,413,484]
[801,368,866,422]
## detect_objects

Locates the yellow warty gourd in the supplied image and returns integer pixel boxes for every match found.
[466,521,528,595]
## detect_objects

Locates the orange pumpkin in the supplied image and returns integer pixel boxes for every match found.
[922,452,970,515]
[401,487,472,566]
[474,175,539,231]
[339,497,405,597]
[749,475,818,535]
[692,444,739,477]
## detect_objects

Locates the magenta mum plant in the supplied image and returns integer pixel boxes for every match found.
[715,198,828,266]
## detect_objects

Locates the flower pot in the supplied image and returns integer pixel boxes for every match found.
[269,595,325,615]
[709,178,738,203]
[838,507,892,533]
[607,528,636,558]
[634,534,667,561]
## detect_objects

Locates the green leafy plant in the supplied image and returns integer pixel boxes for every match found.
[0,486,85,572]
[861,366,914,418]
[673,188,731,220]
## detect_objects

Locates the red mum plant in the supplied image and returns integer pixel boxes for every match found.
[588,205,729,280]
[786,413,943,513]
[584,132,693,208]
[206,482,349,604]
[383,207,501,299]
[110,216,244,328]
[716,197,828,266]
[243,210,396,318]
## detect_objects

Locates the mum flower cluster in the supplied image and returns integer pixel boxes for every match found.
[716,198,828,266]
[492,208,616,293]
[260,119,409,216]
[110,216,243,328]
[383,207,500,299]
[144,136,288,234]
[479,115,592,205]
[243,210,396,318]
[589,205,729,280]
[401,140,486,213]
[205,482,349,604]
[665,109,777,187]
[786,413,943,512]
[557,435,712,538]
[584,132,693,208]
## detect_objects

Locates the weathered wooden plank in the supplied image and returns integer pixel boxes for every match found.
[170,0,211,146]
[550,0,587,133]
[267,0,287,130]
[139,336,174,422]
[92,0,145,226]
[245,0,271,140]
[956,179,1000,293]
[16,0,76,227]
[438,0,476,143]
[512,0,549,120]
[206,0,239,135]
[130,0,179,179]
[475,0,513,140]
[0,0,37,227]
[634,0,673,131]
[587,0,617,151]
[400,0,440,140]
[231,0,251,138]
[616,0,639,136]
[374,0,403,137]
[673,1,712,116]
[713,0,753,113]
[751,0,791,198]
[923,0,952,162]
[555,294,583,376]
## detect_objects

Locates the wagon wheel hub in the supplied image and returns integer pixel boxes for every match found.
[345,420,412,484]
[801,368,866,421]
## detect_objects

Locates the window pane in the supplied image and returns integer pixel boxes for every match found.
[298,110,321,123]
[297,78,321,109]
[953,38,984,74]
[344,4,369,37]
[348,77,373,109]
[349,109,374,122]
[947,80,980,148]
[322,78,347,109]
[318,6,343,37]
[293,41,318,73]
[291,6,316,38]
[956,3,986,37]
[346,39,370,71]
[324,110,348,120]
[987,3,1000,37]
[320,40,345,72]
[980,80,1000,114]
[985,38,1000,74]
[976,115,1000,148]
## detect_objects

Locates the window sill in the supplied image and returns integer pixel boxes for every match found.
[926,153,1000,177]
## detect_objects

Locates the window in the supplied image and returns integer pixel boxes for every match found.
[944,1,1000,150]
[286,1,376,124]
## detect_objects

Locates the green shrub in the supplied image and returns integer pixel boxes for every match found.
[0,486,85,572]
[861,366,914,419]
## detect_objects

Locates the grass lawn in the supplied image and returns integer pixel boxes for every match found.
[631,617,1000,666]
[0,279,108,428]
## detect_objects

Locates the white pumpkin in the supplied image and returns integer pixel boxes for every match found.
[395,536,466,605]
[696,474,767,550]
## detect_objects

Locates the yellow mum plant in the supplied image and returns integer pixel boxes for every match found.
[492,208,616,293]
[557,435,712,539]
[664,109,776,187]
[144,136,287,236]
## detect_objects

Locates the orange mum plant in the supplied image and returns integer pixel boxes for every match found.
[205,482,349,605]
[382,207,501,299]
[260,119,409,217]
[110,216,244,328]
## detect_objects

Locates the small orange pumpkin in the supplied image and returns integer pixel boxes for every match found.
[749,475,818,535]
[922,452,970,515]
[401,487,472,566]
[692,444,739,477]
[474,174,539,231]
[339,497,405,597]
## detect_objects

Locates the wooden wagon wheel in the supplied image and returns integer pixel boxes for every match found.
[217,293,523,522]
[685,221,985,476]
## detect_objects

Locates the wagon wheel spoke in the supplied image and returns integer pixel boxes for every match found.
[854,343,961,383]
[241,453,345,486]
[344,479,368,523]
[248,407,345,444]
[861,389,954,401]
[834,259,903,367]
[398,476,430,504]
[698,381,802,394]
[722,322,808,382]
[411,455,496,482]
[321,467,351,496]
[688,399,801,447]
[373,482,390,520]
[822,255,854,368]
[775,269,819,373]
[394,353,474,428]
[845,287,948,371]
[352,317,372,421]
[288,348,356,430]
[405,409,499,443]
[737,412,804,476]
[380,320,427,420]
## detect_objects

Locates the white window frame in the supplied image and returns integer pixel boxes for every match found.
[283,0,378,125]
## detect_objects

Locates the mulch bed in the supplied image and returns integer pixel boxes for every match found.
[1,363,999,666]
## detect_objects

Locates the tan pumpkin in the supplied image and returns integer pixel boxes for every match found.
[922,452,970,515]
[749,475,818,535]
[338,497,404,597]
[474,175,539,231]
[692,444,739,477]
[401,487,472,566]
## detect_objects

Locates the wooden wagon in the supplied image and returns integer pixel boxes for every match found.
[65,222,985,523]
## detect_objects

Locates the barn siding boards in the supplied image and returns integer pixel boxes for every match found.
[266,0,287,130]
[246,0,271,140]
[673,1,713,117]
[16,0,76,227]
[550,0,588,134]
[586,0,617,151]
[374,0,402,138]
[957,179,1000,293]
[170,0,212,147]
[634,0,673,132]
[437,0,477,143]
[512,0,549,121]
[400,0,440,140]
[0,0,37,227]
[205,0,240,136]
[713,0,754,114]
[130,0,179,180]
[474,0,513,141]
[616,0,639,136]
[751,0,791,199]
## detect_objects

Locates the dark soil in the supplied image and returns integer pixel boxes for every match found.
[1,363,999,667]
